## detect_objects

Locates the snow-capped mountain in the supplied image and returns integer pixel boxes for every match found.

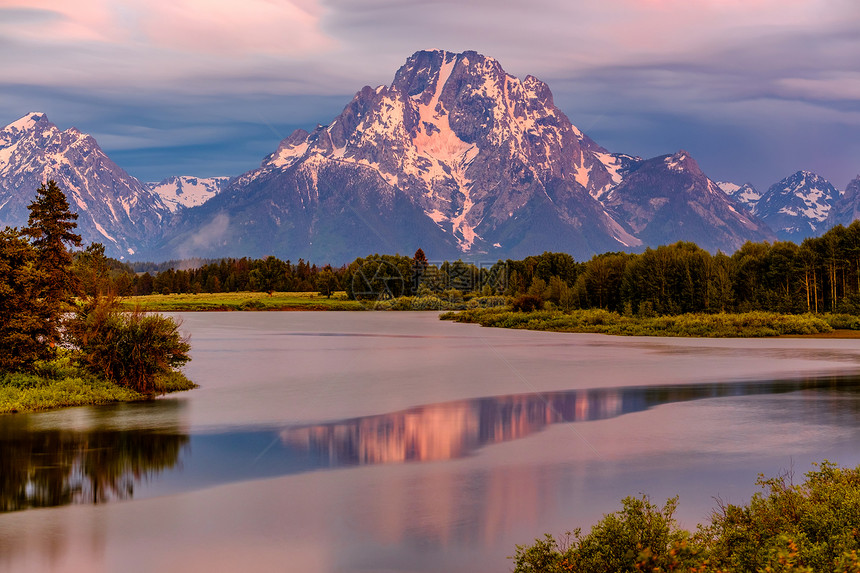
[156,50,778,262]
[0,112,170,258]
[4,53,838,264]
[602,151,774,252]
[827,175,860,229]
[156,49,651,262]
[717,181,761,210]
[753,171,838,241]
[147,176,230,212]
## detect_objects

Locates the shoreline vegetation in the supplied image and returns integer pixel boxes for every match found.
[1,181,194,415]
[441,307,860,338]
[116,291,860,338]
[513,461,860,572]
[118,291,364,311]
[0,352,196,414]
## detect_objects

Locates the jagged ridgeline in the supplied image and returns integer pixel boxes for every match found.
[160,50,773,262]
[1,51,857,263]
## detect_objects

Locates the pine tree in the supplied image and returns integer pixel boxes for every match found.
[0,227,51,370]
[23,180,82,345]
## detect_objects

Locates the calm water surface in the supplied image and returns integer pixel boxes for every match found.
[2,312,860,572]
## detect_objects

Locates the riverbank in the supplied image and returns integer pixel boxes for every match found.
[441,307,860,337]
[0,355,197,414]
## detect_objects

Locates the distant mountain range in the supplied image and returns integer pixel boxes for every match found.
[1,51,858,263]
[146,176,231,213]
[717,171,860,242]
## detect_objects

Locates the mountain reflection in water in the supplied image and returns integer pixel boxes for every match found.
[281,375,860,466]
[1,375,858,513]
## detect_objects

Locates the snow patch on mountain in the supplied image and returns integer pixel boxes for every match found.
[753,170,838,239]
[3,112,46,136]
[718,182,740,194]
[147,176,231,212]
[270,142,309,169]
[717,181,761,210]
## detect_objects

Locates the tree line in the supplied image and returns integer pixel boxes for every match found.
[67,212,860,316]
[90,256,346,297]
[343,224,860,316]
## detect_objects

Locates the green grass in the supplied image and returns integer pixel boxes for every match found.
[0,354,197,414]
[119,291,364,311]
[441,308,859,337]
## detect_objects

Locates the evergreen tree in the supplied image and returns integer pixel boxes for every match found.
[23,180,82,344]
[0,227,51,370]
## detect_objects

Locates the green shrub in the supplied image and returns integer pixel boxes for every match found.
[512,295,544,312]
[66,296,191,395]
[513,462,860,572]
[823,313,860,330]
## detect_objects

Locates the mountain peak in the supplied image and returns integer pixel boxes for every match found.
[2,112,50,139]
[663,150,702,176]
[0,112,169,258]
[147,175,230,213]
[753,170,838,240]
[717,181,761,210]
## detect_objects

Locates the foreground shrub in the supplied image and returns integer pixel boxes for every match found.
[66,296,191,395]
[0,353,141,413]
[704,462,860,572]
[512,462,860,572]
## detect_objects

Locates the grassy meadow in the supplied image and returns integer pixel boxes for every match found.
[118,291,364,311]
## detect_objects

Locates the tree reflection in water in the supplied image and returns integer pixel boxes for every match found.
[0,406,188,512]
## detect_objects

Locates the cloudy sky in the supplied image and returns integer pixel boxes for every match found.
[2,0,859,190]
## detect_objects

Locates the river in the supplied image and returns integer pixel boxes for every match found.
[2,312,860,572]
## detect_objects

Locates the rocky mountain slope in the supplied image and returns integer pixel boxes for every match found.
[827,175,860,229]
[152,50,773,262]
[147,176,231,212]
[752,171,839,241]
[0,112,170,258]
[603,151,774,252]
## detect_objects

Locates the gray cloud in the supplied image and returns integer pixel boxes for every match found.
[1,0,858,190]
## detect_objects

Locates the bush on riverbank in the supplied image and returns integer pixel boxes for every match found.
[441,308,848,337]
[66,296,192,395]
[512,462,860,572]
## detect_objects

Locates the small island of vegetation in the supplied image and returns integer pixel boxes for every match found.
[0,181,194,414]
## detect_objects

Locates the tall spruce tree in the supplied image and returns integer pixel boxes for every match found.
[23,180,82,346]
[0,227,51,370]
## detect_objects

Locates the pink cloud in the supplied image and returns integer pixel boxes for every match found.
[133,0,334,56]
[0,0,333,55]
